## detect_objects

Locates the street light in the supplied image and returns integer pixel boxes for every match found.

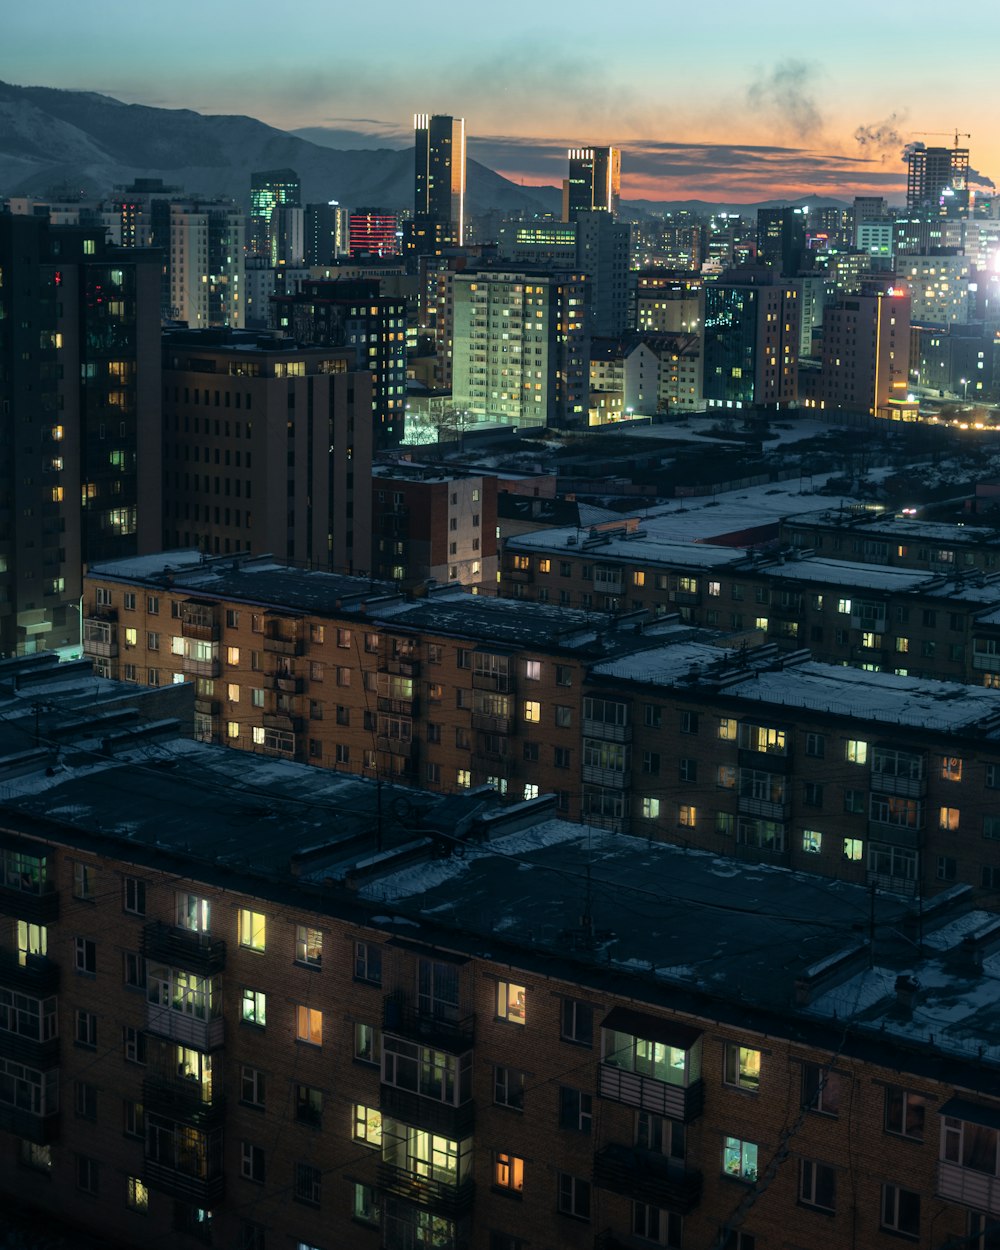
[960,378,969,402]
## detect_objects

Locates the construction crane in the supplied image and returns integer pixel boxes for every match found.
[913,130,971,147]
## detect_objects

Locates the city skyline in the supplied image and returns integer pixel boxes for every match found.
[4,0,998,203]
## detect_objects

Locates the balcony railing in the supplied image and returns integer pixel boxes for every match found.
[0,1029,60,1067]
[263,635,304,656]
[181,657,220,679]
[867,821,923,850]
[193,697,220,717]
[583,717,631,743]
[376,1163,474,1217]
[379,1085,475,1139]
[378,696,419,716]
[383,991,474,1050]
[470,712,511,735]
[141,922,226,975]
[142,1075,225,1125]
[181,621,219,642]
[273,675,303,694]
[870,772,925,798]
[938,1161,1000,1215]
[593,1142,702,1214]
[597,1064,704,1124]
[737,795,790,821]
[381,657,421,678]
[0,950,60,995]
[377,736,416,758]
[866,869,918,897]
[144,1160,224,1204]
[582,765,630,790]
[0,1102,59,1145]
[472,671,512,693]
[0,884,59,924]
[146,1003,224,1051]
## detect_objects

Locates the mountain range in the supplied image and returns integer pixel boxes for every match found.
[0,81,846,217]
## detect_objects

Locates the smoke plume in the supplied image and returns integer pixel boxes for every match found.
[854,114,905,162]
[746,60,823,140]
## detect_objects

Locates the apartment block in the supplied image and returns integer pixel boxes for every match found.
[371,467,498,590]
[0,214,161,657]
[501,520,1000,687]
[451,267,590,429]
[0,684,999,1250]
[161,331,373,572]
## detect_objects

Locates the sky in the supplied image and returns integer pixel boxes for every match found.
[4,0,999,204]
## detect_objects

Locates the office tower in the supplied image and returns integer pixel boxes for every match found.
[161,330,373,571]
[701,269,799,409]
[269,203,305,268]
[755,207,807,277]
[563,147,621,221]
[349,209,400,258]
[0,215,161,656]
[818,290,911,416]
[906,143,970,213]
[413,113,466,246]
[304,201,350,265]
[451,267,590,428]
[249,168,301,256]
[271,279,408,450]
[168,200,245,328]
[853,196,889,226]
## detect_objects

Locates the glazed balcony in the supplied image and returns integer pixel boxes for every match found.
[376,1163,474,1217]
[0,950,60,996]
[383,991,474,1051]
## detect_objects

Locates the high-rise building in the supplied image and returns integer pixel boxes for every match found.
[452,267,590,428]
[348,209,400,258]
[269,203,305,268]
[905,143,970,213]
[701,268,799,409]
[816,289,911,416]
[755,207,807,277]
[496,212,630,337]
[563,146,621,221]
[413,113,466,247]
[249,168,300,256]
[271,279,408,450]
[161,330,372,571]
[304,201,350,265]
[0,215,161,656]
[168,200,245,328]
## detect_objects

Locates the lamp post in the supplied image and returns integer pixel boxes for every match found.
[960,378,969,402]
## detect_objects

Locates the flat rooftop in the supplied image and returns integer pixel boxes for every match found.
[593,642,1000,735]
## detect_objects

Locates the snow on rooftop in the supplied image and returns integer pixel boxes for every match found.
[595,644,1000,731]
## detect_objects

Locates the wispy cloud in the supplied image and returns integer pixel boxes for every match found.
[745,60,824,141]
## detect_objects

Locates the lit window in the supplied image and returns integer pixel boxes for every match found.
[296,1006,323,1046]
[227,646,240,666]
[176,894,210,932]
[238,910,266,952]
[723,1135,758,1181]
[353,1105,382,1148]
[939,807,960,832]
[497,981,526,1025]
[228,721,241,740]
[724,1043,761,1091]
[126,1176,149,1212]
[942,756,963,782]
[524,660,541,681]
[241,989,266,1027]
[523,700,541,722]
[718,718,737,740]
[296,926,323,968]
[845,739,868,764]
[641,798,660,819]
[493,1152,524,1192]
[457,768,471,788]
[678,805,696,828]
[802,830,822,854]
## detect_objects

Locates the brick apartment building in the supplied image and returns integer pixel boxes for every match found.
[371,466,499,591]
[161,331,373,574]
[500,523,1000,687]
[3,663,1000,1250]
[80,553,1000,902]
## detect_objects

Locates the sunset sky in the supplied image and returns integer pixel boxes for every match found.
[4,0,998,203]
